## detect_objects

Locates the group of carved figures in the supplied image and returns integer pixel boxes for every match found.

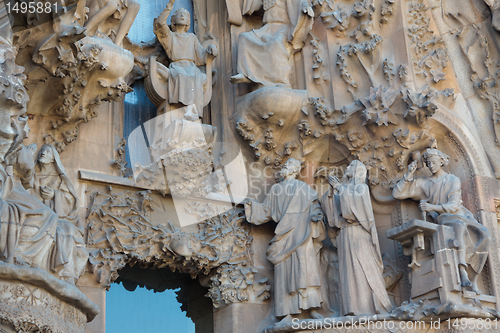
[0,37,87,284]
[244,151,491,320]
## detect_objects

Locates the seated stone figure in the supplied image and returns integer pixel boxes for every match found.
[393,148,490,294]
[151,0,218,120]
[29,144,88,283]
[230,0,314,88]
[0,37,87,283]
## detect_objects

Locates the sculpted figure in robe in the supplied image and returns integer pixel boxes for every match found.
[243,158,325,320]
[29,144,88,283]
[153,0,218,121]
[393,149,490,294]
[84,0,140,47]
[229,0,314,87]
[320,160,393,316]
[0,37,87,283]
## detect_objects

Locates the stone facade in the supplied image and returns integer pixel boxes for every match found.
[2,0,500,332]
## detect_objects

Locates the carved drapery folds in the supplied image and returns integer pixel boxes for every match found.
[85,187,270,308]
[0,37,98,333]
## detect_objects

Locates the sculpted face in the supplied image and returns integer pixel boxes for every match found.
[426,155,443,174]
[173,9,190,27]
[39,146,54,165]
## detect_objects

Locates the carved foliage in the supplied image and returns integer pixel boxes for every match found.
[85,187,269,307]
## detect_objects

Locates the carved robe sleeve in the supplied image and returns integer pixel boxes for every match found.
[392,177,425,201]
[246,194,273,225]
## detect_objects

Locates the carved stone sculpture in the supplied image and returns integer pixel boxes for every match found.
[393,149,490,294]
[0,37,98,332]
[29,144,88,283]
[320,160,394,316]
[147,0,218,120]
[243,158,325,320]
[84,0,140,47]
[230,0,314,87]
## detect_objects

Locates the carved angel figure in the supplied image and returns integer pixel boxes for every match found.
[230,0,314,87]
[320,160,393,316]
[149,0,218,121]
[84,0,140,47]
[393,149,491,294]
[243,158,325,320]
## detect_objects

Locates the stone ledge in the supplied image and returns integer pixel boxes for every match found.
[0,262,99,321]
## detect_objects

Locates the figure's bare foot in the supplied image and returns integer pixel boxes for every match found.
[230,73,251,84]
[493,8,500,32]
[309,309,323,319]
[460,266,472,287]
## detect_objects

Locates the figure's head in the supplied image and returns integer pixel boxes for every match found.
[36,144,66,175]
[0,36,29,163]
[171,8,190,32]
[422,148,449,174]
[277,158,301,181]
[38,144,55,164]
[345,160,367,184]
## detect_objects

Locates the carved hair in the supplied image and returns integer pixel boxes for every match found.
[422,148,449,167]
[171,8,191,32]
[284,157,301,174]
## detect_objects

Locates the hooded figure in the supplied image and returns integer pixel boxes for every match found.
[320,160,393,316]
[30,144,88,283]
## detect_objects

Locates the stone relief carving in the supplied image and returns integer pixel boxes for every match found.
[84,0,140,47]
[0,36,97,333]
[11,2,135,152]
[243,158,325,320]
[85,187,270,308]
[388,148,494,318]
[320,160,394,316]
[230,0,314,87]
[145,0,218,120]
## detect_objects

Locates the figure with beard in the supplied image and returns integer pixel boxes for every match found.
[243,158,325,320]
[320,160,393,316]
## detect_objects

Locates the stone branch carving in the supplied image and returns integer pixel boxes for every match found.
[12,4,134,152]
[85,187,270,308]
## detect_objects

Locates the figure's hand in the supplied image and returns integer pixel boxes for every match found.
[419,200,437,213]
[206,44,218,58]
[26,143,37,155]
[40,186,55,200]
[302,5,314,17]
[17,144,36,172]
[404,160,418,181]
[328,175,340,188]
